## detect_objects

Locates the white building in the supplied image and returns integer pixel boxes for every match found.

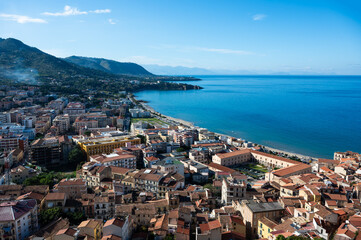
[0,199,38,240]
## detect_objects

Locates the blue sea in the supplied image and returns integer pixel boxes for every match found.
[135,75,361,158]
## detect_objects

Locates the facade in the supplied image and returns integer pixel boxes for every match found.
[103,217,133,240]
[56,178,87,199]
[151,157,185,176]
[196,220,222,240]
[212,149,252,166]
[30,136,71,166]
[233,200,284,239]
[90,152,137,169]
[78,219,103,240]
[221,175,247,204]
[76,135,141,158]
[258,217,278,239]
[0,199,38,240]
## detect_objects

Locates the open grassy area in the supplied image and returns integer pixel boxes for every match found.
[246,163,269,173]
[131,117,168,126]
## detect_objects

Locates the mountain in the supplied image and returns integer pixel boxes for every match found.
[0,38,201,93]
[64,56,154,76]
[142,64,216,75]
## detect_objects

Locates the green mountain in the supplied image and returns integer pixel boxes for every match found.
[64,56,154,76]
[0,38,201,94]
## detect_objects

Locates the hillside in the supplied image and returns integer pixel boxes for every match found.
[0,38,201,94]
[64,56,154,76]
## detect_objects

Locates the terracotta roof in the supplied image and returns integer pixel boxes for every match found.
[58,178,85,186]
[104,218,125,228]
[259,217,278,229]
[208,162,236,173]
[56,228,76,236]
[45,192,65,201]
[215,149,251,159]
[272,163,311,177]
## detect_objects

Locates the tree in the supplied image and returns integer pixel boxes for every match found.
[276,235,286,240]
[68,145,86,164]
[136,134,146,144]
[39,207,62,226]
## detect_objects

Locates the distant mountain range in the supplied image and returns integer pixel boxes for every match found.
[142,64,333,76]
[64,56,154,76]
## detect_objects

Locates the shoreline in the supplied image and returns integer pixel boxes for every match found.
[131,94,316,161]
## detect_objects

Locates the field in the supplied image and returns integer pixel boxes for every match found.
[131,117,168,126]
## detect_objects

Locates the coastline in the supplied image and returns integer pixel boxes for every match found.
[131,94,316,161]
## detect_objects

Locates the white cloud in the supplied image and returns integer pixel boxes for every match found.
[0,14,46,23]
[43,5,87,16]
[195,47,254,55]
[43,5,111,16]
[108,19,116,24]
[90,9,111,14]
[252,14,267,21]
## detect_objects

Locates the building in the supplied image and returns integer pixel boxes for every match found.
[212,149,252,166]
[90,151,137,169]
[10,166,37,183]
[221,174,247,205]
[151,157,185,176]
[78,219,103,240]
[75,135,141,158]
[0,199,38,240]
[56,178,87,199]
[52,115,70,134]
[265,163,312,182]
[64,102,86,115]
[233,200,284,239]
[44,192,66,209]
[258,217,278,239]
[103,217,133,240]
[30,136,72,166]
[196,220,222,240]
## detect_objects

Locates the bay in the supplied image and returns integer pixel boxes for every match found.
[135,75,361,158]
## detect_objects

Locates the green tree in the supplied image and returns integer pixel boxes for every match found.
[136,134,146,144]
[276,235,286,240]
[68,145,86,163]
[39,207,62,226]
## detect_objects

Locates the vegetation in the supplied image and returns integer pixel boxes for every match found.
[23,171,75,188]
[39,207,86,226]
[136,134,146,144]
[245,163,268,173]
[131,117,168,126]
[68,145,87,165]
[0,38,202,96]
[64,56,154,76]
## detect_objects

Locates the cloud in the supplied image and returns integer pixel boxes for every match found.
[108,19,116,24]
[90,9,111,14]
[43,5,111,16]
[43,6,87,16]
[195,47,254,55]
[252,14,267,21]
[0,13,46,23]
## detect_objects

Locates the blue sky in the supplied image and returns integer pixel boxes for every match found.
[0,0,360,74]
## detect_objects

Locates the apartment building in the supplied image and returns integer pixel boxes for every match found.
[90,151,137,169]
[221,174,247,205]
[76,135,141,158]
[0,199,38,240]
[233,200,284,239]
[56,178,87,199]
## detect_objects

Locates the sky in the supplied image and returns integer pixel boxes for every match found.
[0,0,361,74]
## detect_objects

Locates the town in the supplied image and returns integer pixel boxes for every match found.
[1,84,361,240]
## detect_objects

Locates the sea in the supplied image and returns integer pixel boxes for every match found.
[135,75,361,158]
